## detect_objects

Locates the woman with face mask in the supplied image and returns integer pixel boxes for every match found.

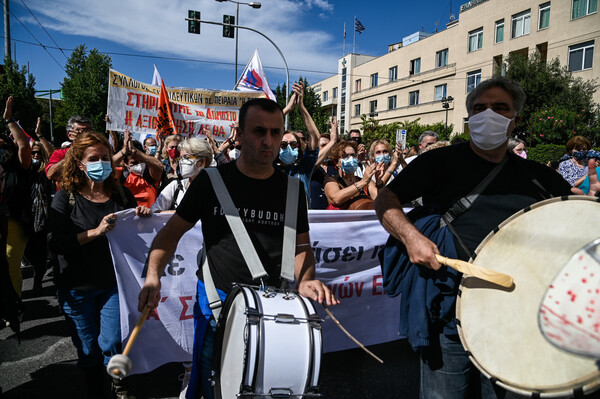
[507,137,527,159]
[558,135,591,187]
[48,131,150,397]
[369,139,404,186]
[152,137,213,213]
[324,141,381,210]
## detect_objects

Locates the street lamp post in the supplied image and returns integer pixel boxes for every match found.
[441,96,454,135]
[185,15,290,128]
[215,0,261,85]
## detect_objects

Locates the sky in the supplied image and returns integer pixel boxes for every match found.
[4,0,460,96]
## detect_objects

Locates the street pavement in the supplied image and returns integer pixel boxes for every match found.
[0,265,420,399]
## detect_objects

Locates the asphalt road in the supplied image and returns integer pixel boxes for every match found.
[0,265,420,399]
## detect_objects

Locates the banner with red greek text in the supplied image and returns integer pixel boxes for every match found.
[107,209,403,375]
[106,69,263,140]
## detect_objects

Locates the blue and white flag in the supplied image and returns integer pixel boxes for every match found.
[355,18,365,34]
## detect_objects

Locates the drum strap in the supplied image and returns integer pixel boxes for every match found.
[202,168,299,318]
[440,156,508,259]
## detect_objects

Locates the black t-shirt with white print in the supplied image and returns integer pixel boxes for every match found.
[176,161,309,293]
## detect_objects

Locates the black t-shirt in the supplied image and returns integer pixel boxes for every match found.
[387,142,572,259]
[176,161,309,293]
[49,187,137,290]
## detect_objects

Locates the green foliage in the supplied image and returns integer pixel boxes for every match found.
[0,57,41,135]
[360,115,453,149]
[528,105,595,145]
[527,143,566,165]
[501,52,599,146]
[275,77,329,133]
[56,45,112,133]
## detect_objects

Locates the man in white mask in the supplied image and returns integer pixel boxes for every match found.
[374,77,599,399]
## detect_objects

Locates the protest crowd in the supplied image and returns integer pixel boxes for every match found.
[1,76,600,399]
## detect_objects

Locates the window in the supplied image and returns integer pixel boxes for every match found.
[539,2,551,30]
[512,10,531,38]
[355,79,362,92]
[409,91,419,106]
[370,73,378,87]
[569,41,594,71]
[389,66,398,82]
[469,28,483,52]
[467,70,482,92]
[323,91,328,102]
[495,20,504,43]
[409,58,421,75]
[572,0,597,19]
[369,100,377,114]
[436,49,448,67]
[435,84,447,101]
[355,104,361,117]
[388,95,397,110]
[332,87,338,99]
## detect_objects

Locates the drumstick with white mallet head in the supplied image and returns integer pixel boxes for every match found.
[106,305,152,379]
[435,254,514,288]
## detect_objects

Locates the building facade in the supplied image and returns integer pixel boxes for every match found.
[311,0,599,135]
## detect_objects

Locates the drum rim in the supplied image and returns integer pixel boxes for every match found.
[456,196,600,395]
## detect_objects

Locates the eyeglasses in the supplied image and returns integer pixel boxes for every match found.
[341,153,358,159]
[175,154,199,162]
[233,145,242,150]
[348,137,361,143]
[31,151,41,155]
[280,141,299,149]
[70,128,91,134]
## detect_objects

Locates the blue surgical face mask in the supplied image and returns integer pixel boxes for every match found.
[279,146,299,165]
[341,157,358,174]
[375,154,391,165]
[147,146,157,156]
[85,160,112,183]
[572,150,588,160]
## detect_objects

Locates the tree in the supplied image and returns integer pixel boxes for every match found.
[500,52,599,146]
[360,114,452,149]
[56,45,112,134]
[0,57,41,136]
[275,77,329,133]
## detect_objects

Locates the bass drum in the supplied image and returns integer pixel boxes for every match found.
[456,196,600,397]
[212,285,322,399]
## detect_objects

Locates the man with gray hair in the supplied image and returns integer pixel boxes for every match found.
[374,77,598,398]
[396,130,439,172]
[45,115,93,181]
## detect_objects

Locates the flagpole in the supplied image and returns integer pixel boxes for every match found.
[353,17,356,54]
[343,22,346,55]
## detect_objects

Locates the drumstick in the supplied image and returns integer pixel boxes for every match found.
[435,254,514,288]
[122,305,151,356]
[322,304,384,364]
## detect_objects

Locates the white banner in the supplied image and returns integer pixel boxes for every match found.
[106,69,262,140]
[108,210,402,375]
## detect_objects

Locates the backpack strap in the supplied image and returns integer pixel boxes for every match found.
[169,179,184,210]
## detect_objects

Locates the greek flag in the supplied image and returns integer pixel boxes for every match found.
[355,18,365,33]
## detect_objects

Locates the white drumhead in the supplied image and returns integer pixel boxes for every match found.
[219,290,251,399]
[456,197,600,395]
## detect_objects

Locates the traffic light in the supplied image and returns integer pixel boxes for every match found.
[188,10,200,34]
[223,15,235,38]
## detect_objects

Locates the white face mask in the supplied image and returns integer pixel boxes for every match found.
[130,162,146,176]
[228,148,240,160]
[179,158,202,179]
[468,108,514,150]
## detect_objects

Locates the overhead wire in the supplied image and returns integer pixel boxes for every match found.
[18,0,68,59]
